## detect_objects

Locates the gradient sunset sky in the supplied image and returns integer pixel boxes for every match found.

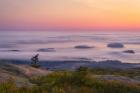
[0,0,140,31]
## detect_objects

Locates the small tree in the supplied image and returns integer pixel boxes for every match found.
[31,54,40,68]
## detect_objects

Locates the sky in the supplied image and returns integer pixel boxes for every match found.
[0,0,140,31]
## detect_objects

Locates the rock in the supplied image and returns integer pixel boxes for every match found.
[37,48,55,52]
[123,50,135,54]
[74,45,94,49]
[107,43,124,48]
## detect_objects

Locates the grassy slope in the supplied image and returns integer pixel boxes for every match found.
[0,62,140,93]
[0,70,140,93]
[0,62,50,86]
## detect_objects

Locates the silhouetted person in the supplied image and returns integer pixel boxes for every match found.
[31,54,40,68]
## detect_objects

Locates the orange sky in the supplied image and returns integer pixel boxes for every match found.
[0,0,140,31]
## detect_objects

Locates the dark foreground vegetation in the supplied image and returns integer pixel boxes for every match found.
[0,67,140,93]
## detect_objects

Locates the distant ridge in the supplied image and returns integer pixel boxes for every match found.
[0,59,139,70]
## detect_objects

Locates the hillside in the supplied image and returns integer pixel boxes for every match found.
[0,60,140,93]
